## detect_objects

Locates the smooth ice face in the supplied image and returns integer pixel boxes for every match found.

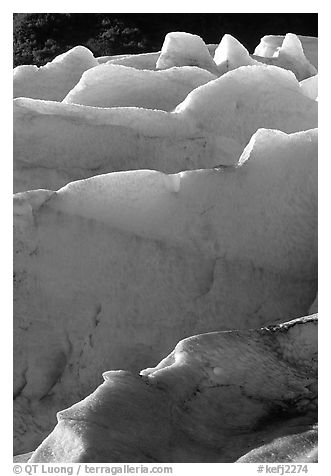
[101,51,160,69]
[273,34,317,81]
[13,46,98,101]
[14,65,317,192]
[29,315,317,463]
[52,128,318,262]
[253,34,318,80]
[63,64,216,110]
[14,128,317,453]
[175,65,317,145]
[14,96,195,139]
[214,34,258,74]
[300,74,318,101]
[156,32,219,74]
[14,96,235,193]
[236,428,317,463]
[254,34,318,69]
[214,33,316,81]
[97,47,217,70]
[309,295,318,314]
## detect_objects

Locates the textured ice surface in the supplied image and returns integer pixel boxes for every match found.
[63,64,215,109]
[254,34,318,70]
[101,51,160,69]
[98,45,218,69]
[236,427,317,463]
[214,34,258,74]
[14,128,317,454]
[156,32,219,74]
[215,33,316,81]
[300,74,318,101]
[13,30,318,461]
[13,97,239,192]
[309,295,318,314]
[175,65,317,142]
[273,33,317,81]
[14,65,317,192]
[13,46,98,101]
[29,315,317,463]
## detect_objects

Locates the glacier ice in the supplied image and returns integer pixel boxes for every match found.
[13,28,318,462]
[175,65,317,142]
[63,64,215,109]
[156,32,219,74]
[14,64,317,192]
[101,51,160,69]
[97,47,215,70]
[254,34,318,69]
[214,34,258,74]
[13,45,98,101]
[300,74,318,101]
[271,33,317,81]
[13,97,230,193]
[214,33,316,81]
[14,128,317,454]
[28,315,317,463]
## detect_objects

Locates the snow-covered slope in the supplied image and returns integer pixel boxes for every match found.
[14,127,317,454]
[29,315,317,463]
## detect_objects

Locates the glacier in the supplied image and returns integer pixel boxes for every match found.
[13,27,318,462]
[29,315,317,463]
[14,128,317,454]
[14,65,317,193]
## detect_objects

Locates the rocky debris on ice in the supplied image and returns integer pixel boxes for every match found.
[254,34,318,69]
[28,315,317,463]
[300,74,318,101]
[215,33,317,81]
[156,32,220,74]
[14,64,317,192]
[63,64,216,109]
[13,46,98,101]
[14,127,317,454]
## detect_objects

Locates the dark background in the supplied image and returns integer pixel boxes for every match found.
[13,13,318,67]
